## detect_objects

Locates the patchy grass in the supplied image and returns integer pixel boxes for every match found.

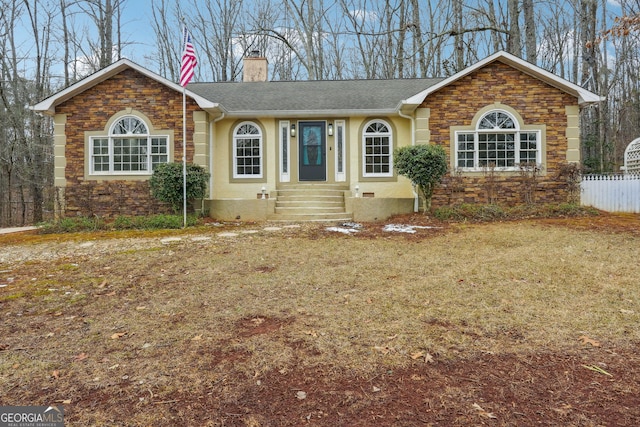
[433,202,599,221]
[1,214,640,425]
[37,213,203,234]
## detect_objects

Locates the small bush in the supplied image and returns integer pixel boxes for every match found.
[113,215,135,229]
[394,144,448,213]
[133,214,183,229]
[38,214,202,234]
[149,163,210,213]
[433,203,598,222]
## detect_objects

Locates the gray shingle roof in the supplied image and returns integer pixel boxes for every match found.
[188,78,443,116]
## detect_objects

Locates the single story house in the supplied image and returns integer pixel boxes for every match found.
[33,51,602,222]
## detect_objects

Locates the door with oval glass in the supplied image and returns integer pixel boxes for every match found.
[298,121,326,181]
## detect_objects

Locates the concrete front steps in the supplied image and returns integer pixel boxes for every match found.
[267,183,353,222]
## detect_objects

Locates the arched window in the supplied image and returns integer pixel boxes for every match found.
[90,115,168,174]
[233,122,263,178]
[363,119,393,177]
[455,109,540,170]
[623,138,640,174]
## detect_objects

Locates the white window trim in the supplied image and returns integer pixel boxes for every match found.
[279,120,290,182]
[362,119,393,178]
[454,109,542,172]
[89,115,169,176]
[335,120,346,182]
[233,121,263,179]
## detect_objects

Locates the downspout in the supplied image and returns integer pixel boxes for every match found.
[209,112,225,203]
[398,108,419,213]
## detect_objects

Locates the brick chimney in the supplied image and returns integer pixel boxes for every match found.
[243,51,269,82]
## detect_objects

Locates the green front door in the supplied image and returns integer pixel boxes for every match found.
[298,121,326,181]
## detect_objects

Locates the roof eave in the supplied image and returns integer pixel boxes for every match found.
[226,108,400,118]
[31,58,217,115]
[403,50,603,106]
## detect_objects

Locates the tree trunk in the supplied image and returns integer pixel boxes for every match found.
[523,0,536,62]
[507,0,522,56]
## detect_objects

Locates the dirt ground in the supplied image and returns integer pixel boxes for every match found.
[1,212,640,426]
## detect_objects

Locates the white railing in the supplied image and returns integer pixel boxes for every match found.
[581,174,640,213]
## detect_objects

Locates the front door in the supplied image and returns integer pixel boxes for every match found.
[298,121,326,181]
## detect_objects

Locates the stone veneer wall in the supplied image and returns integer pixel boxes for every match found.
[56,68,202,217]
[425,61,578,207]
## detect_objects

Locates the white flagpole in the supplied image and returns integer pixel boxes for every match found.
[182,85,187,228]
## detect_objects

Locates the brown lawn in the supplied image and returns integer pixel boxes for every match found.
[1,213,639,426]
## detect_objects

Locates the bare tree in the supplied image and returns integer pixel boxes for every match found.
[191,0,243,82]
[507,0,522,56]
[523,0,536,62]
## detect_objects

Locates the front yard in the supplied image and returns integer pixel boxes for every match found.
[1,214,639,426]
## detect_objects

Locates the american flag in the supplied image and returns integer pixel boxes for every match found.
[180,27,197,87]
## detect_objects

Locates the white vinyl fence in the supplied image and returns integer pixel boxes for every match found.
[581,174,640,213]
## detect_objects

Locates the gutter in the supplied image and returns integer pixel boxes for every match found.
[226,108,399,119]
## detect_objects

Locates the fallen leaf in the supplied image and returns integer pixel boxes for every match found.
[250,317,265,326]
[191,334,202,341]
[136,306,147,311]
[372,386,381,392]
[579,335,600,347]
[51,370,60,379]
[111,332,127,340]
[56,399,71,405]
[12,363,20,369]
[296,391,307,400]
[472,403,497,419]
[305,330,318,337]
[620,309,634,315]
[410,351,434,363]
[374,345,393,355]
[74,353,88,361]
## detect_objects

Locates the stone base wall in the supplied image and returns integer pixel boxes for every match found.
[61,180,172,217]
[432,172,571,207]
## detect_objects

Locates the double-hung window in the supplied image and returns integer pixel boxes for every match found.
[363,120,393,177]
[233,122,263,178]
[455,110,540,170]
[90,116,168,175]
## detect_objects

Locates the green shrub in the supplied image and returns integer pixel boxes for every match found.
[394,145,448,213]
[149,163,210,213]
